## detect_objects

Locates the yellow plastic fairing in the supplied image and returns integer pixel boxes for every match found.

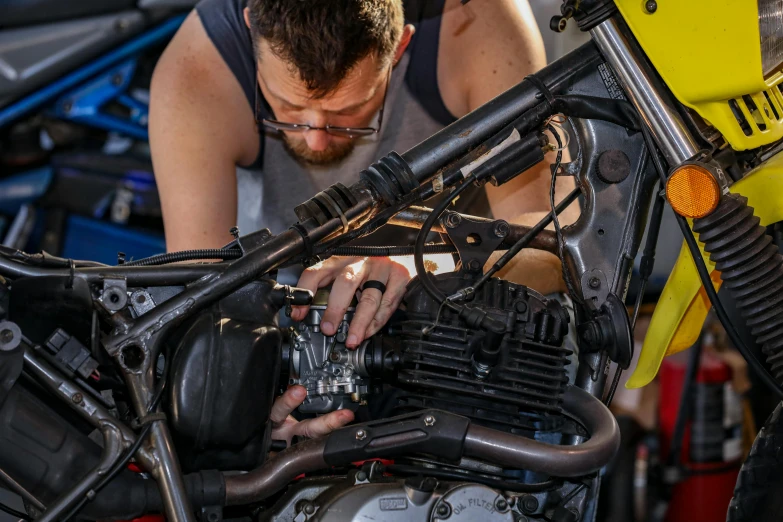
[615,0,783,151]
[627,152,783,389]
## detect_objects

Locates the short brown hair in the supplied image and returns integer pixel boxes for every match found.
[247,0,404,97]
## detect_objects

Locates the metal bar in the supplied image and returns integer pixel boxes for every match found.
[0,254,222,286]
[20,346,152,468]
[401,42,603,181]
[36,423,124,522]
[389,206,559,253]
[223,439,328,506]
[590,18,699,166]
[0,468,45,512]
[123,372,194,522]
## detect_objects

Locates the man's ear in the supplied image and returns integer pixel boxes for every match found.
[393,24,416,65]
[243,7,251,29]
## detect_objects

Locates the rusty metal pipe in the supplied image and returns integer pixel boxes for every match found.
[389,206,558,253]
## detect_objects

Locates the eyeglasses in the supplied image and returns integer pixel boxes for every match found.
[255,68,391,139]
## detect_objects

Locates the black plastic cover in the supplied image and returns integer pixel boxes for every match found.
[168,280,283,472]
[323,409,470,465]
[9,276,93,347]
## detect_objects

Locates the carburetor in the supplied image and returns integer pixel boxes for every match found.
[288,289,371,414]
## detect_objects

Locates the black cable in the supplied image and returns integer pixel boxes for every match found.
[330,244,458,257]
[385,464,558,493]
[469,187,581,296]
[122,248,241,267]
[413,174,480,311]
[0,501,32,521]
[604,182,665,407]
[641,127,783,401]
[547,123,584,306]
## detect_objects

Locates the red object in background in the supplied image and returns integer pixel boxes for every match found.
[658,350,742,522]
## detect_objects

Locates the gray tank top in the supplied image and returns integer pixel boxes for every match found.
[195,0,489,249]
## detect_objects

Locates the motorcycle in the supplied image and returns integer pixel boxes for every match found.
[1,0,782,521]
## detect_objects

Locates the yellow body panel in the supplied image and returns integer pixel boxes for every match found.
[615,0,783,150]
[627,152,783,389]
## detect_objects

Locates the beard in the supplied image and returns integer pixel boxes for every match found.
[282,135,355,166]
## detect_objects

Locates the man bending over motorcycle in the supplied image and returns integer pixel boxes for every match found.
[150,0,577,436]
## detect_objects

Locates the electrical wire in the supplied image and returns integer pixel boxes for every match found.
[547,123,584,306]
[641,127,783,401]
[413,173,481,310]
[0,501,31,521]
[122,248,241,266]
[604,182,665,407]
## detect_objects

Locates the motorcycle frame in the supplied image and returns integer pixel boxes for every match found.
[6,15,710,522]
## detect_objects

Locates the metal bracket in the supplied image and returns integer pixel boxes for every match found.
[441,211,508,274]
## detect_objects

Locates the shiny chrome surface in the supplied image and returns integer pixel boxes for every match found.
[463,386,620,477]
[591,18,699,166]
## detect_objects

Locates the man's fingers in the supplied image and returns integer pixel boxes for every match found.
[291,257,356,321]
[321,259,368,336]
[346,262,392,348]
[269,385,307,425]
[366,263,410,338]
[295,409,354,439]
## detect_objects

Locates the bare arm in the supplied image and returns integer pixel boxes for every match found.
[439,0,579,294]
[150,11,259,252]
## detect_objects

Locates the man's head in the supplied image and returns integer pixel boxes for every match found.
[245,0,413,165]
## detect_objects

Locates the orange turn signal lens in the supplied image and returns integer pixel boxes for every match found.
[666,164,721,219]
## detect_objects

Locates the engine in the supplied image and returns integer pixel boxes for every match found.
[289,272,573,435]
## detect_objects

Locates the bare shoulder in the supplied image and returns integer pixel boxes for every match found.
[151,10,258,165]
[438,0,546,116]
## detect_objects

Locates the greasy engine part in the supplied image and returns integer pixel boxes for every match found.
[693,193,783,381]
[373,272,572,434]
[258,474,519,522]
[288,290,370,413]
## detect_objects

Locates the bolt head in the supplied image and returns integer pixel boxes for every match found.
[355,429,367,441]
[436,504,450,517]
[444,213,462,228]
[356,471,367,481]
[72,393,83,404]
[521,495,539,513]
[588,277,601,289]
[424,415,436,427]
[645,0,657,13]
[493,221,509,238]
[329,351,341,362]
[515,300,528,313]
[229,226,240,239]
[495,498,509,511]
[468,259,482,271]
[303,503,315,515]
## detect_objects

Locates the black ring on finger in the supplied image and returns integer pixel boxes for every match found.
[362,280,387,294]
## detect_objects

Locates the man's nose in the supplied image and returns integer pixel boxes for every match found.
[303,128,330,151]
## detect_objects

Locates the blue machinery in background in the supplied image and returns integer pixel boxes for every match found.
[0,14,186,138]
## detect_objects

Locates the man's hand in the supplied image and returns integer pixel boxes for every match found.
[270,385,354,445]
[290,256,411,349]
